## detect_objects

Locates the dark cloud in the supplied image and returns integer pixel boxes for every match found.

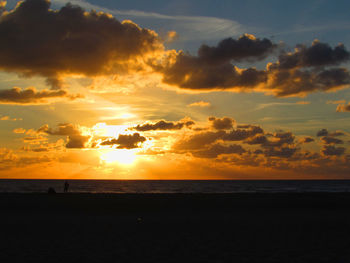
[0,87,82,104]
[264,146,297,158]
[134,120,194,131]
[173,131,226,151]
[155,37,350,97]
[0,0,162,88]
[329,131,345,137]
[322,145,345,156]
[321,136,344,145]
[317,129,328,137]
[154,34,273,90]
[37,123,90,148]
[157,52,267,90]
[265,131,295,147]
[245,134,268,145]
[269,40,350,70]
[197,34,277,64]
[223,125,264,141]
[66,134,90,148]
[100,133,146,149]
[336,102,350,112]
[209,117,234,130]
[38,123,80,135]
[192,143,246,158]
[266,67,350,97]
[265,40,350,97]
[299,137,315,144]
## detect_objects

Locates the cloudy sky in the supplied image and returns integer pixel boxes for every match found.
[1,0,350,179]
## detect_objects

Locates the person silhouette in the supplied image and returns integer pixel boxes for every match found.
[64,180,69,193]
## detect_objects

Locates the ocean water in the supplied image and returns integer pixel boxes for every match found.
[1,179,350,193]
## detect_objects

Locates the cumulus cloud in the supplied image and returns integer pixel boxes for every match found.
[299,137,315,144]
[154,36,350,97]
[66,134,90,148]
[317,129,329,137]
[192,143,246,158]
[0,0,163,88]
[38,123,91,148]
[270,40,349,70]
[321,136,344,145]
[173,131,226,151]
[264,146,297,158]
[209,116,234,130]
[0,87,82,104]
[38,123,80,135]
[223,125,264,141]
[133,119,194,131]
[100,133,146,149]
[266,67,350,97]
[154,34,274,90]
[322,145,345,156]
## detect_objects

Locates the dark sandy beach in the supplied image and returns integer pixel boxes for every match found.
[1,193,350,262]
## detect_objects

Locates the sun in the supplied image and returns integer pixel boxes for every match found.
[100,149,137,165]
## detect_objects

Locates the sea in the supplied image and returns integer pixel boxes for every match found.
[1,179,350,193]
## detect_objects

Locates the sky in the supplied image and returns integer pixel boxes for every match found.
[1,0,350,179]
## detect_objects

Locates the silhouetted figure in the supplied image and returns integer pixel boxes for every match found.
[64,180,69,193]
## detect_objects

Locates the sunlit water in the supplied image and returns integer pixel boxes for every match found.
[1,180,350,193]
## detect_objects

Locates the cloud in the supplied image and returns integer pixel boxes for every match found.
[299,137,315,144]
[13,128,26,134]
[245,134,268,145]
[0,0,163,88]
[327,100,346,104]
[192,143,246,158]
[317,128,345,137]
[133,119,194,131]
[196,34,277,63]
[1,115,22,121]
[100,133,146,149]
[173,130,226,151]
[154,34,274,90]
[223,125,264,141]
[322,145,345,156]
[38,123,80,135]
[317,129,329,137]
[0,87,82,104]
[270,40,349,70]
[154,37,350,97]
[38,123,91,148]
[66,134,90,148]
[187,101,211,107]
[209,116,234,130]
[263,146,297,158]
[336,102,350,112]
[321,136,344,145]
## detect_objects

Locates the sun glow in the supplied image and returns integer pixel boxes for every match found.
[100,149,138,165]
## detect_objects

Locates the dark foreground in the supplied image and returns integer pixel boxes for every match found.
[1,193,350,262]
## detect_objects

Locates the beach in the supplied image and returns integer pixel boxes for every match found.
[1,193,350,262]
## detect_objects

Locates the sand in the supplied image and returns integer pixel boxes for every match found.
[1,193,350,262]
